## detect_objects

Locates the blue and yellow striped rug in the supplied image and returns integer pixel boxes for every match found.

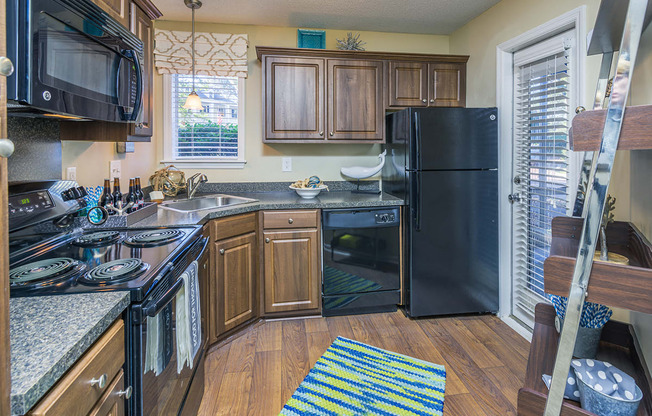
[280,337,446,416]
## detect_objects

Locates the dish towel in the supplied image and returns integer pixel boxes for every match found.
[144,313,164,375]
[176,261,201,374]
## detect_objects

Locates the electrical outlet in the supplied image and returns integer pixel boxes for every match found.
[110,160,121,180]
[282,157,292,172]
[66,167,77,181]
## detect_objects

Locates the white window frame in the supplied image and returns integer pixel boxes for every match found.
[161,74,246,169]
[496,6,586,340]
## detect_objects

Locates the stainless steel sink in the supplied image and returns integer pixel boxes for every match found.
[159,194,257,213]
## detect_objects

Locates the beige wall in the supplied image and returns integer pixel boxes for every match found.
[449,0,652,368]
[61,23,449,186]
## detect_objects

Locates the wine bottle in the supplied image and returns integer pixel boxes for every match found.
[135,177,145,209]
[99,179,114,210]
[125,178,137,213]
[112,178,123,210]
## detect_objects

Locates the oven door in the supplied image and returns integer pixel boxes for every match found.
[130,238,208,416]
[9,0,143,121]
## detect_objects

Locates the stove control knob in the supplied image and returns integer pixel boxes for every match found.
[90,374,107,389]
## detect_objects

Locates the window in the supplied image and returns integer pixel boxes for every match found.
[162,74,245,168]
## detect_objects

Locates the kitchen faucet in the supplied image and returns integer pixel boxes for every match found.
[186,173,208,199]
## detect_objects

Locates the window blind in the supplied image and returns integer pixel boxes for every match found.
[171,74,239,159]
[512,43,571,327]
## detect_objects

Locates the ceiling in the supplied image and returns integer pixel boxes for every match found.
[153,0,500,35]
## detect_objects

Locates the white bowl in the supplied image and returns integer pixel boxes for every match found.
[290,185,327,199]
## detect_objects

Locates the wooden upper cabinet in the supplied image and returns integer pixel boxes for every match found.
[327,59,384,142]
[388,61,428,107]
[212,232,257,339]
[91,0,130,28]
[428,63,466,107]
[130,3,153,138]
[263,229,321,313]
[264,57,325,141]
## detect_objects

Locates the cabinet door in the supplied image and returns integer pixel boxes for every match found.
[428,63,466,107]
[87,371,126,416]
[91,0,130,28]
[264,57,325,141]
[263,229,320,313]
[327,59,384,141]
[212,232,257,339]
[130,4,153,137]
[388,61,428,108]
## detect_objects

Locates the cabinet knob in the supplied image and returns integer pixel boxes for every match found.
[90,374,108,389]
[430,99,435,103]
[0,139,15,158]
[288,218,294,224]
[319,131,324,136]
[0,57,14,77]
[422,99,427,103]
[219,249,225,255]
[329,131,334,136]
[117,386,133,400]
[265,238,270,243]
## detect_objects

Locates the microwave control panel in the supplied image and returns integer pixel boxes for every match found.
[8,191,54,217]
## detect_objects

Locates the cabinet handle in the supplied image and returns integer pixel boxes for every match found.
[422,99,427,103]
[329,131,334,136]
[430,99,435,103]
[265,238,270,243]
[90,374,108,389]
[117,386,133,400]
[319,131,324,136]
[0,56,14,77]
[219,249,225,255]
[288,218,294,224]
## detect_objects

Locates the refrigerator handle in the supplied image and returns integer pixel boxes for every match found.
[413,111,421,171]
[413,171,421,231]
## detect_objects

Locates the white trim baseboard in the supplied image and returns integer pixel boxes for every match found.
[500,314,534,342]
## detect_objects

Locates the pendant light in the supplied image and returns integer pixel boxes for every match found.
[183,0,204,110]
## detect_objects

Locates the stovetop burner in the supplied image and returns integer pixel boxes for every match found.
[73,231,121,247]
[9,257,85,289]
[124,229,184,248]
[81,258,150,285]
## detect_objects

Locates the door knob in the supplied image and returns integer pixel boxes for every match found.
[90,374,108,389]
[319,131,324,136]
[0,57,14,77]
[422,99,427,103]
[329,131,334,136]
[0,139,15,158]
[288,218,294,224]
[508,193,522,204]
[265,238,270,243]
[430,99,435,103]
[219,249,225,255]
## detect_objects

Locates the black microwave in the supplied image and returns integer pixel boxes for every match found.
[6,0,143,122]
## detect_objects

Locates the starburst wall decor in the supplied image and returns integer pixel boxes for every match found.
[336,32,366,51]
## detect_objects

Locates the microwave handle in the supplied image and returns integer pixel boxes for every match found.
[121,50,143,122]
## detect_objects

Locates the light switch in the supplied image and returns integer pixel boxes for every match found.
[66,167,77,181]
[110,160,121,180]
[282,157,292,172]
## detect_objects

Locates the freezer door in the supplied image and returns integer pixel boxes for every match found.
[412,107,498,170]
[407,169,498,317]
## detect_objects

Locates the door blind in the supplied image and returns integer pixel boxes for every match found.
[171,74,240,159]
[512,39,572,327]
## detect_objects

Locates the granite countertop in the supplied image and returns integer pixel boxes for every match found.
[133,190,404,227]
[10,292,130,416]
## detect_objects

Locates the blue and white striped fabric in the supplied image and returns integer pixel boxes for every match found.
[547,294,612,329]
[280,337,446,416]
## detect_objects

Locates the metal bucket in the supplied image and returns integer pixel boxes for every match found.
[577,376,642,416]
[557,317,603,359]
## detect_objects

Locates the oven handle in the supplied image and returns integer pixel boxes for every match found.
[142,277,184,318]
[141,237,208,318]
[121,49,143,121]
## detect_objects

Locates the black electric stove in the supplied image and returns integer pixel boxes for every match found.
[9,226,202,301]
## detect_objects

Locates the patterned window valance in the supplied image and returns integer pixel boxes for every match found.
[154,30,248,78]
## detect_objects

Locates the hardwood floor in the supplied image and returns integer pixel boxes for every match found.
[197,311,530,415]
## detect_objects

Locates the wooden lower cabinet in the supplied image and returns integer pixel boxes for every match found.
[263,229,321,314]
[211,232,258,340]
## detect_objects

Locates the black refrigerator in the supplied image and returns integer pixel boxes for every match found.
[382,107,499,318]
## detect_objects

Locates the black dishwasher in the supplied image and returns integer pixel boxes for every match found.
[322,207,401,316]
